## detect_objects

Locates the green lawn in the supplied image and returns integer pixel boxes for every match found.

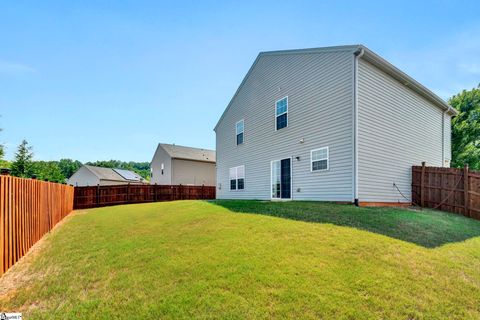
[1,201,480,319]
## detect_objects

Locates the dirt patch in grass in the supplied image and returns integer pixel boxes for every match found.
[0,210,89,299]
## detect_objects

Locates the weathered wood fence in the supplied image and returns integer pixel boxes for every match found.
[0,175,74,275]
[412,163,480,220]
[74,184,216,209]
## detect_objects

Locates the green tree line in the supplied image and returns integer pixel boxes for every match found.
[0,140,150,183]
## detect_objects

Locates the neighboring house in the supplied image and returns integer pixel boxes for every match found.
[67,165,146,186]
[214,45,457,205]
[150,143,216,186]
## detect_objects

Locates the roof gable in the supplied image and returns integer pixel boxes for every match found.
[158,143,216,163]
[214,45,456,131]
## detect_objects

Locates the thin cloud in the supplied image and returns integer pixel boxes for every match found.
[0,59,35,74]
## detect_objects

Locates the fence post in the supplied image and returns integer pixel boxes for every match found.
[154,183,158,202]
[464,164,470,217]
[96,184,100,207]
[420,162,426,207]
[202,184,205,199]
[127,183,130,204]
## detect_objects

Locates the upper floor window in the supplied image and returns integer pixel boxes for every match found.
[229,165,245,190]
[236,120,244,145]
[276,97,288,130]
[311,147,329,171]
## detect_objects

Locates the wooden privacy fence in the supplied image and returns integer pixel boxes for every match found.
[74,184,216,209]
[412,163,480,220]
[0,175,74,276]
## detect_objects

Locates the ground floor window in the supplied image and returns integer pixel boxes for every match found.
[311,147,329,171]
[229,165,245,190]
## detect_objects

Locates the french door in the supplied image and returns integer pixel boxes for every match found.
[271,158,291,199]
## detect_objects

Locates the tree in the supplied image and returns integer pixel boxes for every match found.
[86,160,150,180]
[449,85,480,170]
[0,160,10,168]
[58,158,82,178]
[0,126,4,160]
[31,161,65,183]
[11,140,34,178]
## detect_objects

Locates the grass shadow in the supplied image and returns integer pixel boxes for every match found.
[211,200,480,248]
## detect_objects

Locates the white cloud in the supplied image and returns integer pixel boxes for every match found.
[0,59,35,74]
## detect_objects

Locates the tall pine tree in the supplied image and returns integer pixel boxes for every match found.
[11,140,34,178]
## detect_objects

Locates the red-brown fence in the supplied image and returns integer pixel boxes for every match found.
[0,175,74,276]
[74,184,216,209]
[412,163,480,220]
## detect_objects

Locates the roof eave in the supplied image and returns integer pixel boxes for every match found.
[172,157,216,164]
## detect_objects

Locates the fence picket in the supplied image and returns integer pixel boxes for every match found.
[0,176,73,276]
[73,184,216,209]
[413,165,480,220]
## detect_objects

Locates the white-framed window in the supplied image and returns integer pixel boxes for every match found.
[275,96,288,130]
[236,119,244,145]
[229,165,245,190]
[311,147,329,171]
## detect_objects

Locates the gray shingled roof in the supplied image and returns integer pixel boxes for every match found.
[159,143,216,163]
[84,165,143,182]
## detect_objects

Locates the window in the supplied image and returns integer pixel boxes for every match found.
[276,97,288,130]
[311,147,329,171]
[161,163,164,175]
[236,120,244,145]
[229,165,245,190]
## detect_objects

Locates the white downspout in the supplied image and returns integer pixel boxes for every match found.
[353,47,364,206]
[442,110,447,167]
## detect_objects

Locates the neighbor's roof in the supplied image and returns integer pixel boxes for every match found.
[214,44,457,131]
[158,143,216,163]
[83,165,144,182]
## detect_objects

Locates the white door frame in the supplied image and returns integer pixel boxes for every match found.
[270,157,293,201]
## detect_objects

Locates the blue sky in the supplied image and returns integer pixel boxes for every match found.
[1,0,479,162]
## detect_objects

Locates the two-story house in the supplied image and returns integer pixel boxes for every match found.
[214,45,457,205]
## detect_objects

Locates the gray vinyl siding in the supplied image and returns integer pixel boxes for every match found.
[67,166,100,186]
[216,50,355,200]
[171,159,216,186]
[357,59,445,203]
[150,146,172,185]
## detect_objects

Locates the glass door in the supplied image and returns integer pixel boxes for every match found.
[271,158,291,199]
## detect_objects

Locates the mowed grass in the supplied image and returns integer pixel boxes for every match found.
[1,201,480,319]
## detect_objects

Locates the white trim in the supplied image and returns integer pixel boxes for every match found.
[270,157,292,200]
[235,119,245,145]
[275,96,288,131]
[353,48,364,203]
[442,110,446,167]
[310,147,329,172]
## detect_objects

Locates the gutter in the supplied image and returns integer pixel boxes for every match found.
[353,47,364,206]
